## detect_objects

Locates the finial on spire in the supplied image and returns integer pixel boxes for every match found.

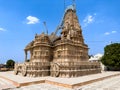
[64,0,76,11]
[64,0,76,12]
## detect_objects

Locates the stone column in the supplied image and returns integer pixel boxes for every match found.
[30,49,33,60]
[25,50,27,62]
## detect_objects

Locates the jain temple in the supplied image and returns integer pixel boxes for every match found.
[14,3,101,77]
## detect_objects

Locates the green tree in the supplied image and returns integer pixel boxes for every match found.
[101,43,120,70]
[6,59,15,68]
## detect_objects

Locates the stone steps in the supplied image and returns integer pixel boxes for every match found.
[0,77,15,90]
[76,75,120,90]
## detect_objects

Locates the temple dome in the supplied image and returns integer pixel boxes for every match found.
[34,33,51,44]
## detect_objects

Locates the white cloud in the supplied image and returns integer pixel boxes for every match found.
[104,31,117,35]
[83,13,96,27]
[104,32,110,35]
[111,30,117,34]
[26,16,39,24]
[0,27,6,31]
[83,15,94,24]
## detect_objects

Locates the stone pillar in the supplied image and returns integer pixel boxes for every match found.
[30,49,33,60]
[25,50,27,62]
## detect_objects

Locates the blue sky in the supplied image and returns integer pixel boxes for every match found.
[0,0,120,64]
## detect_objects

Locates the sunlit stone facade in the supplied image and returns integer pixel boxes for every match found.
[14,5,101,77]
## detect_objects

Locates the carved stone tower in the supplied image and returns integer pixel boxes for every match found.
[50,5,100,77]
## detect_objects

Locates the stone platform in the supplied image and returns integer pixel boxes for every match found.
[0,71,120,89]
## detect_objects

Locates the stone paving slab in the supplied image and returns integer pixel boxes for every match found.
[0,71,120,89]
[0,77,16,90]
[10,83,72,90]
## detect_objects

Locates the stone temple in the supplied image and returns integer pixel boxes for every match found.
[14,4,101,77]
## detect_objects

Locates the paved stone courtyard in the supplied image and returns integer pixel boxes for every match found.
[0,71,120,90]
[4,75,120,90]
[5,75,120,90]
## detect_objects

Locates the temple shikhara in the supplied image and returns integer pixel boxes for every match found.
[14,2,101,77]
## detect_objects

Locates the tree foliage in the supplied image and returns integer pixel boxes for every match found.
[101,43,120,68]
[6,59,15,68]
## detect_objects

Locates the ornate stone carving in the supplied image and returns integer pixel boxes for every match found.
[21,63,27,76]
[50,63,60,77]
[14,64,18,75]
